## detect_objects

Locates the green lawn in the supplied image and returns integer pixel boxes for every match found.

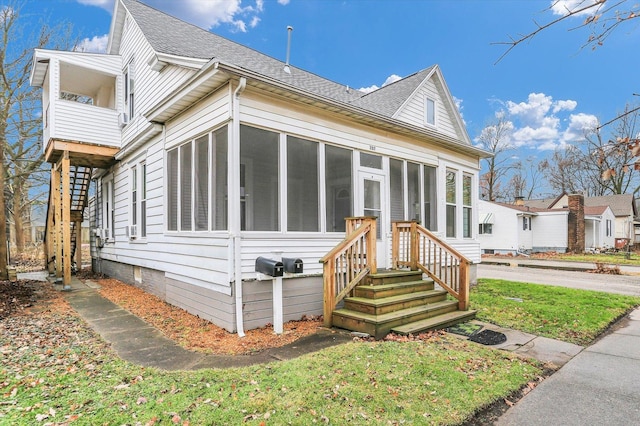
[1,312,542,425]
[472,279,640,345]
[553,252,640,266]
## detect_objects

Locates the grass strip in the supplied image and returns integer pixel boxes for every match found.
[472,279,640,345]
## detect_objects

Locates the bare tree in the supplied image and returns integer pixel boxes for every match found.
[0,3,72,276]
[587,105,640,195]
[495,0,640,63]
[477,112,516,201]
[496,0,640,175]
[540,147,586,194]
[505,156,543,201]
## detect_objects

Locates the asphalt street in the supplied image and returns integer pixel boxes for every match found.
[478,263,640,296]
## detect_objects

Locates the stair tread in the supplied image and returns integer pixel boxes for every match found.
[334,300,457,323]
[357,279,434,290]
[345,289,447,306]
[368,270,422,278]
[391,310,477,334]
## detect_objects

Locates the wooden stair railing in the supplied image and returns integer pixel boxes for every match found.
[319,217,377,327]
[392,221,471,310]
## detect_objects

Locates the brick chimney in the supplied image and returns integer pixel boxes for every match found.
[567,194,585,253]
[514,196,525,206]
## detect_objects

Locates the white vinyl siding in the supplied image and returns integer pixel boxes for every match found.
[395,75,460,140]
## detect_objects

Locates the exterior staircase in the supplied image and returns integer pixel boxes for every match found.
[69,166,92,266]
[331,269,476,339]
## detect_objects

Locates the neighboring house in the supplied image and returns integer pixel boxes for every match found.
[31,0,488,334]
[478,200,569,254]
[525,193,638,248]
[479,194,617,254]
[584,205,616,250]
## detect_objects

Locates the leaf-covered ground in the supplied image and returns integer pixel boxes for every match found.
[94,277,322,355]
[0,279,545,425]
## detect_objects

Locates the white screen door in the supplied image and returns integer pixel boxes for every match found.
[358,171,387,268]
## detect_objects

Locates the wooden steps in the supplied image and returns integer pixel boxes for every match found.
[331,269,475,339]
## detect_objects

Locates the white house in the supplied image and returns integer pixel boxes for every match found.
[584,205,616,250]
[478,200,569,254]
[31,0,488,336]
[480,195,618,255]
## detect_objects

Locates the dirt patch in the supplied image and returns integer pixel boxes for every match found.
[94,277,322,356]
[0,280,68,319]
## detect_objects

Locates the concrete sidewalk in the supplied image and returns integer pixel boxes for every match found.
[496,307,640,425]
[54,276,353,370]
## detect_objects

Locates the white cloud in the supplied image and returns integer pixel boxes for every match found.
[506,92,553,127]
[482,92,594,151]
[562,112,599,142]
[453,96,466,125]
[550,0,602,17]
[76,0,114,11]
[553,99,577,113]
[358,74,402,93]
[74,34,109,53]
[75,0,287,32]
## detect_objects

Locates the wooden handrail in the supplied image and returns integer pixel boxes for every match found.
[392,221,471,310]
[320,217,377,327]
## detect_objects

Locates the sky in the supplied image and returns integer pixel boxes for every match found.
[19,0,640,197]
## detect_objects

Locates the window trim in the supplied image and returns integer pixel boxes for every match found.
[124,59,135,120]
[166,125,229,234]
[425,96,436,127]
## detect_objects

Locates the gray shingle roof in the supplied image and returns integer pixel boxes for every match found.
[584,194,635,217]
[121,0,434,117]
[349,67,434,116]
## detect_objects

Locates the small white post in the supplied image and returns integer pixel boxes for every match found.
[273,275,283,334]
[272,250,284,334]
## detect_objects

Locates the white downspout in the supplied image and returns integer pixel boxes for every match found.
[232,77,247,337]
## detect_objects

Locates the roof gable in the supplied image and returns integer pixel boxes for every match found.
[584,194,636,217]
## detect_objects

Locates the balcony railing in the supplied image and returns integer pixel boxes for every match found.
[47,100,121,148]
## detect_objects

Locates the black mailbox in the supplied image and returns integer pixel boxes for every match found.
[255,257,284,277]
[283,257,303,274]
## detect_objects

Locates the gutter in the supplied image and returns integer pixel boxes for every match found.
[232,77,247,337]
[214,61,493,159]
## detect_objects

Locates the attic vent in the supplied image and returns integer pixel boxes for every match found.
[284,26,293,74]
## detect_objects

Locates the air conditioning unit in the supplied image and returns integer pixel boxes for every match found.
[118,112,129,127]
[127,225,138,240]
[94,228,107,239]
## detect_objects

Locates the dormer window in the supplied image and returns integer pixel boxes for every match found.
[425,97,436,126]
[124,60,135,120]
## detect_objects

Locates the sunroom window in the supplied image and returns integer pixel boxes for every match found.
[240,125,279,231]
[446,170,456,238]
[463,174,472,238]
[167,126,228,232]
[325,145,352,232]
[287,136,319,232]
[423,165,437,230]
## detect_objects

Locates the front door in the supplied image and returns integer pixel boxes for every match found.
[358,171,387,268]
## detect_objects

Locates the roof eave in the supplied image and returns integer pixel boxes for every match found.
[216,62,491,159]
